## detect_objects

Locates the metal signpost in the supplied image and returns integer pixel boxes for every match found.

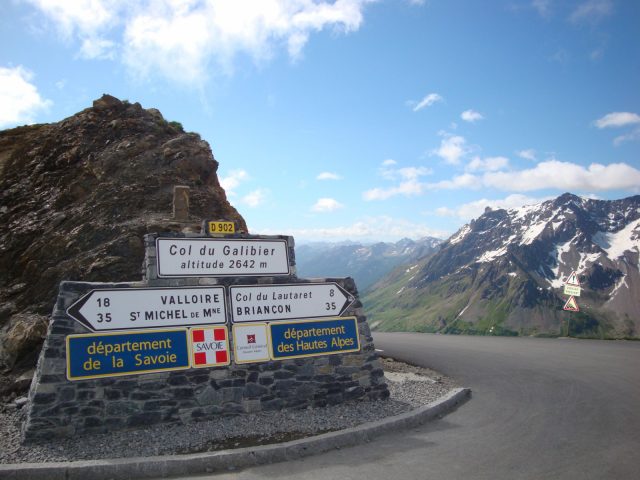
[156,238,290,277]
[562,270,581,335]
[230,282,355,323]
[66,286,227,331]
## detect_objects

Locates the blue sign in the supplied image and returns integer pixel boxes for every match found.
[269,317,360,360]
[66,328,190,380]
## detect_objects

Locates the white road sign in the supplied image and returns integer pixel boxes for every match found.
[67,286,227,331]
[156,238,290,277]
[230,283,355,323]
[563,284,581,297]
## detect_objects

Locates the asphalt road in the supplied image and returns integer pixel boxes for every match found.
[173,333,640,480]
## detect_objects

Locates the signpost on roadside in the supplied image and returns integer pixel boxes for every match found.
[66,286,227,331]
[155,237,290,277]
[230,282,355,323]
[561,271,581,336]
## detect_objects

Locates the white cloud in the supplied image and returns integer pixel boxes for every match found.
[436,194,549,220]
[460,109,484,123]
[426,159,640,193]
[79,37,116,60]
[26,0,122,60]
[412,93,443,111]
[316,171,342,180]
[267,215,449,242]
[432,134,469,165]
[531,0,551,18]
[397,166,432,179]
[594,112,640,129]
[26,0,372,86]
[427,173,481,190]
[26,0,120,37]
[219,169,248,195]
[613,128,640,146]
[311,197,344,212]
[242,188,268,207]
[569,0,613,24]
[467,156,509,172]
[517,149,537,161]
[0,65,52,128]
[363,179,425,200]
[380,164,432,181]
[364,161,433,200]
[484,160,640,192]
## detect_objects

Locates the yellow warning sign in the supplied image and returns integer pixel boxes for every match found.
[563,296,579,312]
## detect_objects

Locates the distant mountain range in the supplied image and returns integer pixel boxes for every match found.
[294,237,441,293]
[364,193,640,339]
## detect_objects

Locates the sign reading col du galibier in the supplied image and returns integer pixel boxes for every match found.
[156,238,290,277]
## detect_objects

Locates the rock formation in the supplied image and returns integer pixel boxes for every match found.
[0,95,246,392]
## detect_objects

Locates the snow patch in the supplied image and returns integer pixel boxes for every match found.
[593,219,640,260]
[606,275,628,304]
[477,245,508,263]
[520,220,548,245]
[578,252,600,272]
[509,202,540,222]
[450,225,471,245]
[548,238,575,288]
[457,303,470,318]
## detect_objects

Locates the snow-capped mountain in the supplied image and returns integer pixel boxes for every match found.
[295,237,441,292]
[365,193,640,338]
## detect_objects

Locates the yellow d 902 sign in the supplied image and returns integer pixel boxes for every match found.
[208,221,235,235]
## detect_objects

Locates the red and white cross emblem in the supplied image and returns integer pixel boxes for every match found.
[190,326,230,368]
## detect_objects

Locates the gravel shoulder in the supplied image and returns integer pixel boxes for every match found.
[0,357,458,465]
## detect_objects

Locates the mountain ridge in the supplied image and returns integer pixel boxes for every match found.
[295,237,441,292]
[365,193,640,338]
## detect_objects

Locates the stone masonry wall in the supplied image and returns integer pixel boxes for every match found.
[22,233,388,441]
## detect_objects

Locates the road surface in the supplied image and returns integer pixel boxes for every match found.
[165,333,640,480]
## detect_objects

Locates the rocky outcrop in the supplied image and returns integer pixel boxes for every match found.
[0,95,246,380]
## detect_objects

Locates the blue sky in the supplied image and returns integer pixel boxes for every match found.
[2,0,639,242]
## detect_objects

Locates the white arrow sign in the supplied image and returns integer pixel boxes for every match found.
[67,286,227,331]
[230,283,355,323]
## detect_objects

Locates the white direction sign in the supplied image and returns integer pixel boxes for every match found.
[67,286,227,331]
[156,238,290,277]
[230,283,355,323]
